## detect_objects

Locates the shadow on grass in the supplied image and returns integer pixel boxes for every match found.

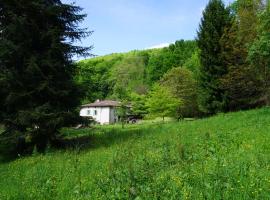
[0,124,162,163]
[57,126,148,151]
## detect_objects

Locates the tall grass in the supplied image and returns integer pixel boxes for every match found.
[0,108,270,199]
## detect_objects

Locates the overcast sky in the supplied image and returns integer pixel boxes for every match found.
[62,0,234,57]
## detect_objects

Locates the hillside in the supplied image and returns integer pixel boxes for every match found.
[76,40,198,103]
[1,108,270,199]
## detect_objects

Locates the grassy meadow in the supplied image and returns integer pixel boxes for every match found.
[1,108,270,199]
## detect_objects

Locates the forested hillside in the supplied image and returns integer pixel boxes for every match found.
[76,40,198,103]
[76,40,199,119]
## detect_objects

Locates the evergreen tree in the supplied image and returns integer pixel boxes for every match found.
[197,0,232,114]
[0,0,91,153]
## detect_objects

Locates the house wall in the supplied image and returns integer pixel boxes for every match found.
[80,107,117,125]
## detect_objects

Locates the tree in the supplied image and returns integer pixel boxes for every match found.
[76,58,114,103]
[116,100,130,128]
[160,67,200,118]
[146,84,182,121]
[146,40,197,84]
[248,2,270,105]
[183,50,201,77]
[220,0,265,110]
[232,0,264,44]
[197,0,232,114]
[0,0,91,153]
[130,93,148,118]
[219,21,252,111]
[111,55,148,99]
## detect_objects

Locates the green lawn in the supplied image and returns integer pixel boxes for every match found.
[0,108,270,199]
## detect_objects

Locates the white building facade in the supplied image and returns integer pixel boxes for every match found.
[80,100,119,125]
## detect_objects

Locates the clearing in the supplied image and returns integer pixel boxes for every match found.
[0,108,270,199]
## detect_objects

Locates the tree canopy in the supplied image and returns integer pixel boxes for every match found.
[197,0,232,114]
[0,0,90,153]
[76,40,198,104]
[146,84,182,120]
[160,67,200,118]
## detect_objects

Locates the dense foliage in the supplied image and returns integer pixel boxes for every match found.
[145,84,182,120]
[76,40,199,120]
[248,2,270,105]
[196,0,269,114]
[160,67,200,118]
[220,0,266,111]
[0,0,90,153]
[146,40,197,83]
[197,0,232,114]
[76,40,198,104]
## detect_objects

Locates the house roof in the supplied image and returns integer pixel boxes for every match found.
[81,100,120,108]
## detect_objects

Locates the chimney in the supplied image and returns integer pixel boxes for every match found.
[96,99,100,102]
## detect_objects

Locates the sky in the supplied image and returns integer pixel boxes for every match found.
[62,0,234,57]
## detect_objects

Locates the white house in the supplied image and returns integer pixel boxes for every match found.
[80,100,120,125]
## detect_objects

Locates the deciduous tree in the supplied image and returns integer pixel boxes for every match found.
[220,0,265,110]
[248,2,270,105]
[160,67,200,118]
[146,84,182,121]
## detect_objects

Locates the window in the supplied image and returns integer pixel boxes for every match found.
[94,110,97,116]
[87,110,91,115]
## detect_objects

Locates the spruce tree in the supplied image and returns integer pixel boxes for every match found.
[0,0,91,153]
[197,0,231,114]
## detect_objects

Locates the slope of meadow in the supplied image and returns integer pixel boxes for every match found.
[0,108,270,199]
